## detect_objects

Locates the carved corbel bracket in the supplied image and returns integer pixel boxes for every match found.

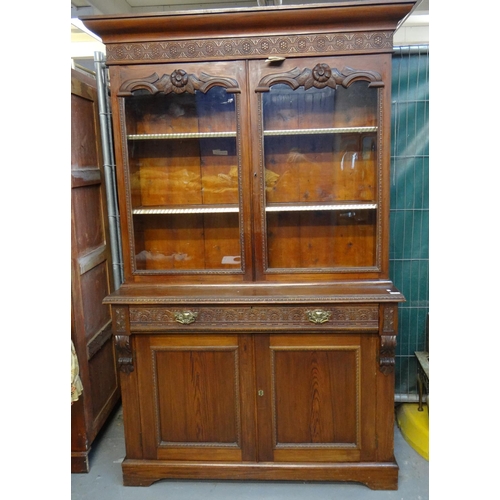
[379,334,397,375]
[118,70,240,96]
[379,305,397,375]
[113,306,134,373]
[115,334,134,373]
[256,64,383,92]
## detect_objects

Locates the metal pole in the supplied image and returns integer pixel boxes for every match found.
[94,51,124,289]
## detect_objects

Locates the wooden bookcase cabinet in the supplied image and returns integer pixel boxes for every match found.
[82,0,416,490]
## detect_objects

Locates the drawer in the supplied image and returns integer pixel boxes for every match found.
[127,304,379,332]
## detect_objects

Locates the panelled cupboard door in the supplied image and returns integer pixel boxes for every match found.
[108,61,253,282]
[133,334,257,461]
[255,333,378,463]
[130,332,378,464]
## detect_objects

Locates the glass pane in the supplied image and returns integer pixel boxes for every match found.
[262,81,378,270]
[124,86,242,272]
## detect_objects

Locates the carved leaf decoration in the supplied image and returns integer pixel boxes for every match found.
[256,64,383,92]
[118,72,162,95]
[379,334,397,374]
[341,66,385,88]
[115,335,134,373]
[118,71,240,96]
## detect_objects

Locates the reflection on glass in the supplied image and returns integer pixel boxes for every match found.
[262,81,378,269]
[124,86,242,272]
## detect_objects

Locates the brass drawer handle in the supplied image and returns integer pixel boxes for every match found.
[306,309,332,324]
[174,311,198,325]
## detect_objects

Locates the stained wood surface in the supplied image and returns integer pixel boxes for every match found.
[78,0,416,489]
[71,68,120,472]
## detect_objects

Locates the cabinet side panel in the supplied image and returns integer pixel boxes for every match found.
[71,93,99,170]
[72,185,105,258]
[71,69,119,471]
[80,262,112,342]
[376,303,398,461]
[120,334,147,459]
[88,336,119,424]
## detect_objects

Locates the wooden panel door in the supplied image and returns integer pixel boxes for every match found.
[255,333,379,463]
[132,333,256,462]
[71,68,120,472]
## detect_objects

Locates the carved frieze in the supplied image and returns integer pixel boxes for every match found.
[129,305,379,330]
[106,32,393,64]
[114,307,127,333]
[382,306,396,334]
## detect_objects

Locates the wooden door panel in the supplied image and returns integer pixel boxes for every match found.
[136,334,254,462]
[258,333,377,463]
[273,348,358,445]
[156,348,239,444]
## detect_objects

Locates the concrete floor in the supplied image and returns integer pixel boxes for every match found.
[71,404,429,500]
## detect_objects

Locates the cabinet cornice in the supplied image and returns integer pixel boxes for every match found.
[82,1,416,45]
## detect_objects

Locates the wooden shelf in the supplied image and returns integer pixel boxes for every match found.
[128,132,236,140]
[133,205,240,215]
[265,202,377,212]
[264,126,377,136]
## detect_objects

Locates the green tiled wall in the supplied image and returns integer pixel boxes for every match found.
[390,46,429,397]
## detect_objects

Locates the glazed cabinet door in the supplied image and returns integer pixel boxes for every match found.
[248,56,390,280]
[109,62,252,282]
[131,333,256,462]
[255,333,379,463]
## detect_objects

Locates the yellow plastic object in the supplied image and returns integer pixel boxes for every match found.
[396,403,429,460]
